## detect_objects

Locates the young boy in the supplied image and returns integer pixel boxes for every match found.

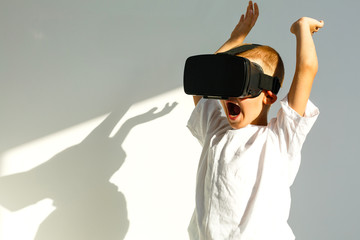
[187,1,324,239]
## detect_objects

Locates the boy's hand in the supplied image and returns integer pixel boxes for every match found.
[230,1,259,44]
[290,17,324,36]
[215,1,259,53]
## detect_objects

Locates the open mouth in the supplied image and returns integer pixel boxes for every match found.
[226,102,241,120]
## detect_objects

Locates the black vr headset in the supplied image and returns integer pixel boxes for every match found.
[183,44,281,99]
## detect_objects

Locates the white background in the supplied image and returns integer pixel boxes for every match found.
[1,0,359,239]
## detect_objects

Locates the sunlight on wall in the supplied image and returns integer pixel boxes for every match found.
[0,88,199,240]
[0,115,109,240]
[0,115,109,177]
[0,199,55,240]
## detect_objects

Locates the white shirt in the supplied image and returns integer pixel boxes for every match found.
[187,96,319,240]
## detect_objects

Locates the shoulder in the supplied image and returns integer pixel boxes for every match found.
[187,98,229,144]
[266,95,319,156]
[269,95,319,131]
[191,98,224,121]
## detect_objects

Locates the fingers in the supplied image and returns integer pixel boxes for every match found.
[318,20,325,29]
[254,2,259,16]
[312,19,324,35]
[246,1,253,16]
[252,3,259,26]
[237,1,258,24]
[245,1,253,20]
[244,1,259,26]
[240,14,244,23]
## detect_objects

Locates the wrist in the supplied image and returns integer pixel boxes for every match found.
[291,17,307,32]
[226,37,245,48]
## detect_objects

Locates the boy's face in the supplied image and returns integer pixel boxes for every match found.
[220,92,268,129]
[220,57,278,129]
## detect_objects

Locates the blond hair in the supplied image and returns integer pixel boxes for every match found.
[236,45,285,85]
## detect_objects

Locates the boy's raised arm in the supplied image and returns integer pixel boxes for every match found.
[193,1,259,106]
[215,1,259,53]
[288,17,324,116]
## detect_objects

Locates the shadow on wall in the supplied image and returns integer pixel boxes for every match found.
[0,0,206,238]
[0,102,177,240]
[0,0,206,154]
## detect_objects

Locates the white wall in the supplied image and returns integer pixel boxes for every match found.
[1,0,360,239]
[0,88,199,240]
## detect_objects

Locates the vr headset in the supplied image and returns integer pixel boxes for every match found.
[183,44,281,99]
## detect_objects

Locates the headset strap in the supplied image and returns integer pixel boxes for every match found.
[222,44,262,55]
[222,44,281,94]
[260,76,281,94]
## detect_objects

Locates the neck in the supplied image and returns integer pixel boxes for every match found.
[251,106,270,126]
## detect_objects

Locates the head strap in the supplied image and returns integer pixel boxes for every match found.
[221,44,281,95]
[222,44,262,55]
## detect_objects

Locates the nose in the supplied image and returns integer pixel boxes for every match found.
[227,97,238,102]
[227,97,245,102]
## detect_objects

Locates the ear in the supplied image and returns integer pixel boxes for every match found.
[263,90,277,105]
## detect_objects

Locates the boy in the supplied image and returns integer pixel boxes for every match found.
[187,1,324,239]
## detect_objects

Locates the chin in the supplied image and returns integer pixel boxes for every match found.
[227,119,248,129]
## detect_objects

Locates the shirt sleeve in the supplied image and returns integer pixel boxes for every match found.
[271,95,320,159]
[187,98,228,146]
[269,95,319,185]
